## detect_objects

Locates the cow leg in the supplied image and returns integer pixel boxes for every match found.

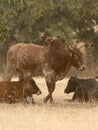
[4,63,15,81]
[72,87,83,102]
[25,95,35,104]
[72,91,78,101]
[31,96,36,104]
[19,73,36,104]
[4,90,18,103]
[44,81,55,103]
[88,92,93,102]
[6,95,18,103]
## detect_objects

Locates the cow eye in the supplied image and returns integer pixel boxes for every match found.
[74,55,78,59]
[30,80,35,86]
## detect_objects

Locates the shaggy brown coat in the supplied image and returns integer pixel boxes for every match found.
[0,77,41,103]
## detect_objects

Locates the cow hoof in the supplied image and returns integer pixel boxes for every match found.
[43,98,48,103]
[50,99,54,103]
[43,98,54,103]
[32,100,36,104]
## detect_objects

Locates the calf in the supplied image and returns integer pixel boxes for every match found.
[64,76,98,102]
[0,76,41,103]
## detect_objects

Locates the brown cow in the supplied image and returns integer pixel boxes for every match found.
[5,37,86,103]
[0,76,41,103]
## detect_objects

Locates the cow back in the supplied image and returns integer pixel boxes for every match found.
[7,43,45,75]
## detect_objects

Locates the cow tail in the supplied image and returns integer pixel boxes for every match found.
[23,86,26,104]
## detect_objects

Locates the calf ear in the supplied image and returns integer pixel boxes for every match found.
[25,73,32,81]
[71,75,77,80]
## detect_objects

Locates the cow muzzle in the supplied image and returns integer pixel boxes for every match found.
[79,65,86,71]
[37,90,42,95]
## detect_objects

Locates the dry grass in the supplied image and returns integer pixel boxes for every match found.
[0,77,98,130]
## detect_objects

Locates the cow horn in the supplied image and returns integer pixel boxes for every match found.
[73,40,87,50]
[78,44,85,50]
[67,39,78,51]
[68,44,74,51]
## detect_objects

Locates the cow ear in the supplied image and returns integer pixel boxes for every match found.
[71,76,77,80]
[23,73,32,82]
[26,73,32,80]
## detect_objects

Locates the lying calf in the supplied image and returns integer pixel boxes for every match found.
[0,76,41,103]
[64,76,98,102]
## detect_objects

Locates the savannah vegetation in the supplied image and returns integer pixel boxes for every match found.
[0,77,98,130]
[0,0,98,74]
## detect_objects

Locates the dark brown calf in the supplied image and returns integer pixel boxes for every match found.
[64,76,98,102]
[0,77,41,103]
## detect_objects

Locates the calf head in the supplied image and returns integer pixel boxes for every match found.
[24,75,42,96]
[64,76,78,94]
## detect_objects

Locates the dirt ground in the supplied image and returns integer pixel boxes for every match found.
[0,77,98,130]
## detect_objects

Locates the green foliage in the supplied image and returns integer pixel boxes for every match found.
[0,0,51,44]
[30,0,98,45]
[0,0,98,49]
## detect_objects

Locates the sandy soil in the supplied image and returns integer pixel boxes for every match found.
[0,77,98,130]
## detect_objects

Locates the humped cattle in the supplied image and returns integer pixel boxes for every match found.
[5,37,86,103]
